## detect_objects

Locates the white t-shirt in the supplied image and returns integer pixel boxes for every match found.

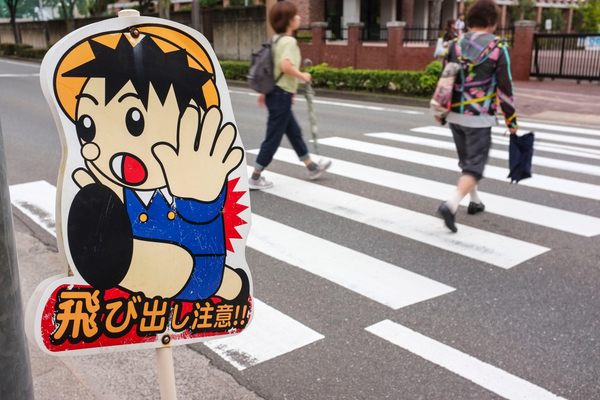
[455,19,465,33]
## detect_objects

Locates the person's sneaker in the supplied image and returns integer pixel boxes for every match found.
[437,202,457,233]
[307,159,332,180]
[467,201,485,215]
[248,176,273,190]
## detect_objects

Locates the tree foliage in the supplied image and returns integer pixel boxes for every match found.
[577,0,600,32]
[509,0,536,24]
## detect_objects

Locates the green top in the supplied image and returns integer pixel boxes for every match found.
[273,35,301,94]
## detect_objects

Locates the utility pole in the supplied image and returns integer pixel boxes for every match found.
[0,121,34,400]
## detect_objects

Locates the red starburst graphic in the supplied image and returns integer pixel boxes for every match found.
[223,177,248,252]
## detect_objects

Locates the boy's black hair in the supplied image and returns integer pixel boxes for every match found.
[466,0,499,29]
[63,34,213,113]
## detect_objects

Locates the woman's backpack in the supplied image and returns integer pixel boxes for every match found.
[247,36,284,94]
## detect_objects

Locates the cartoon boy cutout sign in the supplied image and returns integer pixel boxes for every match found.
[28,15,253,354]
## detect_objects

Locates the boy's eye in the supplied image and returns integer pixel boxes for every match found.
[126,108,144,137]
[76,115,96,143]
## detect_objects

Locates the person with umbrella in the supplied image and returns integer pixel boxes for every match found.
[436,0,518,232]
[249,0,331,190]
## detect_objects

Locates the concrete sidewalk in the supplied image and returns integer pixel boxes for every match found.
[514,79,600,126]
[14,219,263,400]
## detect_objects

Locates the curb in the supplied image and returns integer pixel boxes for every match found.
[226,80,431,109]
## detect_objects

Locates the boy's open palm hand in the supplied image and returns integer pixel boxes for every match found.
[152,106,243,202]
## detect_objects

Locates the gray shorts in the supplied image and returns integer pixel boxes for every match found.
[449,124,492,181]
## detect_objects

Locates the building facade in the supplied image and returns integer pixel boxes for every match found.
[286,0,588,39]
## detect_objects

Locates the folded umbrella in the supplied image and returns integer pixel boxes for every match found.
[303,58,319,154]
[508,131,535,183]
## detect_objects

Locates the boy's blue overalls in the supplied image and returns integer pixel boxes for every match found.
[124,186,226,300]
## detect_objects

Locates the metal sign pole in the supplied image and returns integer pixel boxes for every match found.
[155,340,177,400]
[0,120,35,400]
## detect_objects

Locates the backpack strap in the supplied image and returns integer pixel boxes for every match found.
[454,38,502,113]
[272,35,285,83]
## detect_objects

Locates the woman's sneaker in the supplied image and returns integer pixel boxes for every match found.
[249,176,273,190]
[307,159,332,180]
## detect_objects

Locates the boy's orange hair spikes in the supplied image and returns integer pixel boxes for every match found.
[54,25,219,122]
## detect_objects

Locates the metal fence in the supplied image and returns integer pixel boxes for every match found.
[403,28,442,45]
[297,26,515,47]
[531,33,600,82]
[403,27,514,47]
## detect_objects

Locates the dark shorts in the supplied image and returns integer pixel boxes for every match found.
[449,124,492,181]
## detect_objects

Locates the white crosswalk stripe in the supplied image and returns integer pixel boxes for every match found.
[256,148,600,237]
[411,126,600,160]
[249,214,455,309]
[410,126,600,160]
[318,136,600,201]
[502,120,600,137]
[364,131,600,176]
[366,320,566,400]
[205,299,324,371]
[246,167,549,269]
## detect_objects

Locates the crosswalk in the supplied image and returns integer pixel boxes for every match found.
[11,118,596,399]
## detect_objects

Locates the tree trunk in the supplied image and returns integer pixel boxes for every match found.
[10,17,21,44]
[428,0,443,40]
[158,0,170,19]
[7,0,21,45]
[191,0,203,33]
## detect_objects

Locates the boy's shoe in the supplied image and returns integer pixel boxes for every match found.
[307,159,332,180]
[467,202,485,215]
[249,176,273,190]
[437,202,457,233]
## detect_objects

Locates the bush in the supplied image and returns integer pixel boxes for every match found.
[0,43,45,58]
[220,60,442,97]
[16,47,47,59]
[306,61,442,97]
[220,60,250,81]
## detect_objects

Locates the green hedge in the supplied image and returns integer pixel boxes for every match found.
[0,43,47,59]
[220,60,250,81]
[219,60,442,97]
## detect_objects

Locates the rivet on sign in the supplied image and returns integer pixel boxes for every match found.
[130,27,140,38]
[161,335,171,345]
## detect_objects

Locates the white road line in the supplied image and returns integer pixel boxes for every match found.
[503,120,600,137]
[9,181,324,371]
[0,58,40,68]
[256,148,600,237]
[367,132,600,177]
[247,167,548,269]
[366,320,566,400]
[412,122,600,147]
[204,299,324,371]
[318,137,600,201]
[228,89,424,114]
[0,73,40,77]
[250,214,455,309]
[495,126,600,148]
[411,126,600,160]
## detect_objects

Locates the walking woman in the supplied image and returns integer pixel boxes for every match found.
[437,0,518,232]
[249,0,331,190]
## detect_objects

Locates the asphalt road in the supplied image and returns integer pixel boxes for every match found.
[2,57,600,400]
